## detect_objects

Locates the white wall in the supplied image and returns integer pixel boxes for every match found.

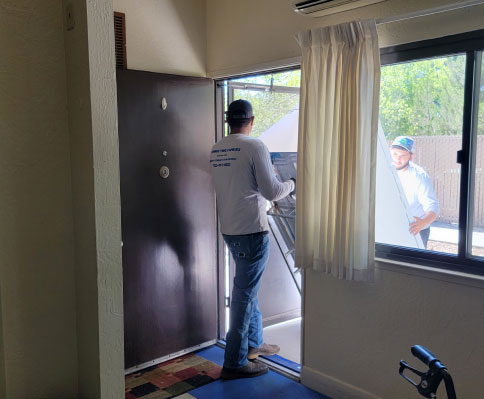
[206,0,484,397]
[113,0,207,76]
[207,0,484,77]
[63,0,124,397]
[0,1,78,397]
[303,266,484,398]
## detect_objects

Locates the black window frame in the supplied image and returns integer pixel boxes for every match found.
[376,29,484,276]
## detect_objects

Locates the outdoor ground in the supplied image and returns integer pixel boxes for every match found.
[427,240,484,257]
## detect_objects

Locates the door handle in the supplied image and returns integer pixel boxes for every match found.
[160,166,170,179]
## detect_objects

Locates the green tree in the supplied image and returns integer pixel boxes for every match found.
[380,55,466,139]
[231,70,300,137]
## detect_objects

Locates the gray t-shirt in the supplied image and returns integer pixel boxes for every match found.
[210,133,294,235]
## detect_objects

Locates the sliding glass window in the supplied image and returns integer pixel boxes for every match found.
[375,30,484,275]
[471,54,484,258]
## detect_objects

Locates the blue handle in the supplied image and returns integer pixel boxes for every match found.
[411,345,437,366]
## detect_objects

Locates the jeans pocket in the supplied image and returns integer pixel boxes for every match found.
[226,238,249,259]
[232,242,247,259]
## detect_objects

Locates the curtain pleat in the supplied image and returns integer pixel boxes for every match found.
[295,20,380,281]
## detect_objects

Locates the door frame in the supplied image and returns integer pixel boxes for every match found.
[213,67,304,366]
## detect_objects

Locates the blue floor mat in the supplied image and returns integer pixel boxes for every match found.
[194,346,330,399]
[196,345,225,366]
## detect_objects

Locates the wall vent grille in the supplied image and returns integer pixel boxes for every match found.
[114,12,126,69]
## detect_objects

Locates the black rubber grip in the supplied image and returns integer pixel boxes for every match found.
[411,345,437,366]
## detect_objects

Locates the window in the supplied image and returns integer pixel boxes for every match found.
[221,70,300,138]
[376,30,484,275]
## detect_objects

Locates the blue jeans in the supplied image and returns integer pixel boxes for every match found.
[223,231,270,368]
[420,227,430,248]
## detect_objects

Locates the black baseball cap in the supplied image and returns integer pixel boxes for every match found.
[226,99,253,120]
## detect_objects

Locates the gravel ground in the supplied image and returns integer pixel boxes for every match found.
[427,240,484,257]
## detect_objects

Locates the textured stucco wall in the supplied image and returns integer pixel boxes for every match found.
[63,0,124,397]
[0,288,6,399]
[303,266,484,398]
[63,0,100,394]
[206,0,484,77]
[0,0,79,397]
[86,0,124,396]
[112,0,207,76]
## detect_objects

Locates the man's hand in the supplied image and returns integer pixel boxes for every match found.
[409,211,437,235]
[289,178,296,197]
[409,217,426,235]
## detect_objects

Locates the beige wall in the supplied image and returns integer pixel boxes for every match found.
[62,0,100,394]
[63,0,124,397]
[113,0,207,76]
[206,0,484,77]
[85,0,124,395]
[303,266,484,398]
[0,0,123,397]
[2,0,482,397]
[0,0,78,397]
[207,0,319,77]
[0,288,6,398]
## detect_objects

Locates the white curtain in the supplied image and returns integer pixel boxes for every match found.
[295,20,380,281]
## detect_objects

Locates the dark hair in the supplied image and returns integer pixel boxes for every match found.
[228,118,251,129]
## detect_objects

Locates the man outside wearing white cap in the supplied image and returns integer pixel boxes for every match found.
[210,99,295,379]
[390,136,440,248]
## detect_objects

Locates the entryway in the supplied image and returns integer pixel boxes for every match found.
[217,69,302,368]
[117,67,303,379]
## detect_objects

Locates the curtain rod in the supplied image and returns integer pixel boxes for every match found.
[376,0,484,25]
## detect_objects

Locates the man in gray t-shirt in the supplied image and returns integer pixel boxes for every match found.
[211,100,294,380]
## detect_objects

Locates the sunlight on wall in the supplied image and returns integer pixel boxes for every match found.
[113,0,206,76]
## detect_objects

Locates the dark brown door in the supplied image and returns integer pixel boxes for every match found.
[117,70,217,369]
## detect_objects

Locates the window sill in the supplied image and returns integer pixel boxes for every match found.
[375,256,484,290]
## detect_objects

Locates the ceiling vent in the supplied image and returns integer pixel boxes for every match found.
[291,0,386,17]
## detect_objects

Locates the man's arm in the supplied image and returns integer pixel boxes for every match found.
[252,142,294,201]
[410,172,440,235]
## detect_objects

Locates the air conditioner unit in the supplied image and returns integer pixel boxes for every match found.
[291,0,386,17]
